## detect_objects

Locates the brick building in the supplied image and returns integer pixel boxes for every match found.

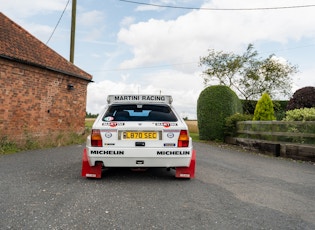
[0,13,93,144]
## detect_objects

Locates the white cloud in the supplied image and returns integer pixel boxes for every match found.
[118,0,315,70]
[118,16,211,69]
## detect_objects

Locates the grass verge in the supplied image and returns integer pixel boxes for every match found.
[0,131,88,155]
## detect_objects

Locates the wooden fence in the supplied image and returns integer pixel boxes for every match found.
[237,121,315,145]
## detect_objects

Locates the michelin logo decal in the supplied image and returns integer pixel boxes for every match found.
[90,150,124,155]
[157,151,190,155]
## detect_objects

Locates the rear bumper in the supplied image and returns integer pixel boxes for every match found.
[86,147,193,167]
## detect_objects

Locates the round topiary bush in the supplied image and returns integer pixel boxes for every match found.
[287,86,315,110]
[197,85,243,141]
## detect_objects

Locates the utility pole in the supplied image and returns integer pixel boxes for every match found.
[70,0,76,63]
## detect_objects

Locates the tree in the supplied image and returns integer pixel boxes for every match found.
[286,86,315,110]
[199,44,298,101]
[253,92,276,121]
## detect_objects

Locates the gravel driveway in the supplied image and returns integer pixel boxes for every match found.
[1,143,314,229]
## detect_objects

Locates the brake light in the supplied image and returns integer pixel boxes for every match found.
[91,129,102,147]
[178,130,189,147]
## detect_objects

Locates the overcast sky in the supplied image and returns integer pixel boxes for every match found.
[2,0,315,118]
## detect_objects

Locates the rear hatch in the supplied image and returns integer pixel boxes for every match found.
[100,121,185,148]
[91,103,190,148]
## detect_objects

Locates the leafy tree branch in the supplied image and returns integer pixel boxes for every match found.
[199,44,298,100]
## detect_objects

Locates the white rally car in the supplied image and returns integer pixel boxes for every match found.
[82,95,196,179]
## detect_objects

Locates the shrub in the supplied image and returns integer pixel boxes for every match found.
[273,100,288,120]
[224,113,253,137]
[241,100,257,114]
[253,93,276,121]
[197,85,243,141]
[283,108,315,121]
[286,86,315,110]
[0,136,20,154]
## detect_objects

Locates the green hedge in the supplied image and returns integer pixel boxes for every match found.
[197,85,243,141]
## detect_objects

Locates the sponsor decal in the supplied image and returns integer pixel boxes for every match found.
[141,95,166,101]
[164,143,176,147]
[107,95,172,104]
[110,122,117,127]
[113,95,166,101]
[114,95,141,101]
[104,116,114,121]
[90,150,124,155]
[155,123,178,127]
[157,151,190,155]
[102,122,125,127]
[163,122,170,128]
[86,173,97,177]
[179,173,190,178]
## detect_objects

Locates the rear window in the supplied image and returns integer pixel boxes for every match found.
[102,104,178,122]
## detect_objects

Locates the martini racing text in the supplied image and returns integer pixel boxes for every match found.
[114,95,165,101]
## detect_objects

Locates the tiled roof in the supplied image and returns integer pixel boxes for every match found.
[0,12,92,81]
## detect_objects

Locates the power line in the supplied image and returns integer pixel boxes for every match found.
[118,0,315,11]
[46,0,71,45]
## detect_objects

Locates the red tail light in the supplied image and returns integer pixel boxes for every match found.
[178,130,189,147]
[91,129,102,147]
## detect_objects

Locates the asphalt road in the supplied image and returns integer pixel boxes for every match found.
[1,142,314,230]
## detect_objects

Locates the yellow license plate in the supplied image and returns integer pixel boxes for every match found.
[124,131,157,139]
